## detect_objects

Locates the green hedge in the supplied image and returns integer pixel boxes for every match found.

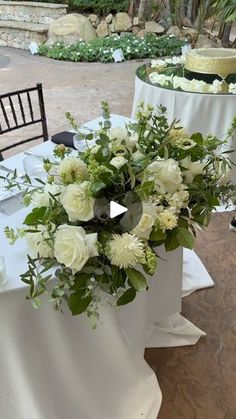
[8,0,129,14]
[38,34,184,63]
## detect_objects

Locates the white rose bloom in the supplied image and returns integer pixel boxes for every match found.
[144,158,183,193]
[190,79,208,93]
[132,203,157,239]
[172,76,182,90]
[209,79,223,94]
[110,156,128,169]
[61,181,94,222]
[109,127,128,142]
[181,156,205,183]
[151,59,167,69]
[58,157,88,184]
[54,225,98,273]
[107,233,145,269]
[149,73,170,86]
[32,184,64,208]
[26,224,54,258]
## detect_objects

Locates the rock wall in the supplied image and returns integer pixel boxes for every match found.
[0,1,68,25]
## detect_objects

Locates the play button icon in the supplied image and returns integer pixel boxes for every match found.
[93,191,143,232]
[110,201,127,219]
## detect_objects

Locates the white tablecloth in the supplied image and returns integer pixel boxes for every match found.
[0,115,213,419]
[131,76,236,182]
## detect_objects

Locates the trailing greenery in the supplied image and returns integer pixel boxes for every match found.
[38,34,184,63]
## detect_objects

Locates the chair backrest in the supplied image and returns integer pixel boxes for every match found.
[0,83,48,160]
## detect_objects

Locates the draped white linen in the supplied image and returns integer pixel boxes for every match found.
[0,115,213,419]
[131,76,236,182]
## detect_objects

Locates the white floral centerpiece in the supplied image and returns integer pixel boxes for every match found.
[3,102,236,325]
[144,56,236,94]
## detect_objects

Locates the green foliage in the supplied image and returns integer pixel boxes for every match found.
[212,0,236,23]
[10,0,129,14]
[38,34,184,63]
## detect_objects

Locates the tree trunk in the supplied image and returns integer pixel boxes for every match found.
[138,0,146,20]
[186,0,194,20]
[221,22,233,47]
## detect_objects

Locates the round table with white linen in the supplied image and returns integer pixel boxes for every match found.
[0,115,213,419]
[131,73,236,183]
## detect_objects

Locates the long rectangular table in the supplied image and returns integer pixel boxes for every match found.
[0,115,213,419]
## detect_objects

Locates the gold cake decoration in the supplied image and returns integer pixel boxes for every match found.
[184,48,236,78]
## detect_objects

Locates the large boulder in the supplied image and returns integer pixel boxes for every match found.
[113,12,132,32]
[96,20,109,38]
[195,34,221,49]
[46,13,97,46]
[145,21,165,34]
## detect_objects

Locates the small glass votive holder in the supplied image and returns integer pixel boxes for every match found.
[0,256,7,285]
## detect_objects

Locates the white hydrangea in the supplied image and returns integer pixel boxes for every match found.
[107,233,145,269]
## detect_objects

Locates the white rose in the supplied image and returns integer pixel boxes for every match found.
[181,156,205,183]
[61,181,94,222]
[54,225,98,273]
[26,224,55,258]
[110,156,128,169]
[109,127,128,142]
[58,157,88,184]
[149,73,169,86]
[132,203,157,239]
[32,184,64,208]
[190,79,208,93]
[144,158,183,193]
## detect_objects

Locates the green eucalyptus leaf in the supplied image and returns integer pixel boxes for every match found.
[24,207,48,226]
[68,292,92,315]
[125,268,147,292]
[164,229,179,251]
[117,288,136,306]
[150,229,167,241]
[176,227,195,249]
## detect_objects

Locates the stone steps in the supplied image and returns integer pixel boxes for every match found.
[0,1,67,49]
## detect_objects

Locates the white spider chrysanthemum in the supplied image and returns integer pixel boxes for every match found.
[157,209,178,232]
[107,233,145,269]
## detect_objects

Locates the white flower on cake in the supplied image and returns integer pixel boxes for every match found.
[157,209,178,232]
[60,181,94,222]
[54,225,98,273]
[144,159,183,193]
[229,83,236,94]
[32,184,64,208]
[132,203,158,239]
[107,233,145,269]
[181,156,205,183]
[58,156,88,184]
[208,79,223,94]
[26,224,55,258]
[110,156,128,169]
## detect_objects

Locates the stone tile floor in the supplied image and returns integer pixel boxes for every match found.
[1,46,236,419]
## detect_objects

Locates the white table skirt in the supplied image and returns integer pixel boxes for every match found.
[0,115,213,419]
[131,76,236,183]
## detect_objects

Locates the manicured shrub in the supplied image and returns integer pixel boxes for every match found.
[38,34,184,63]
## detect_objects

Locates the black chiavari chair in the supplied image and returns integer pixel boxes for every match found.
[0,83,48,160]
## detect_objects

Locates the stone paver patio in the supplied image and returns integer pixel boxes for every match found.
[0,46,143,157]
